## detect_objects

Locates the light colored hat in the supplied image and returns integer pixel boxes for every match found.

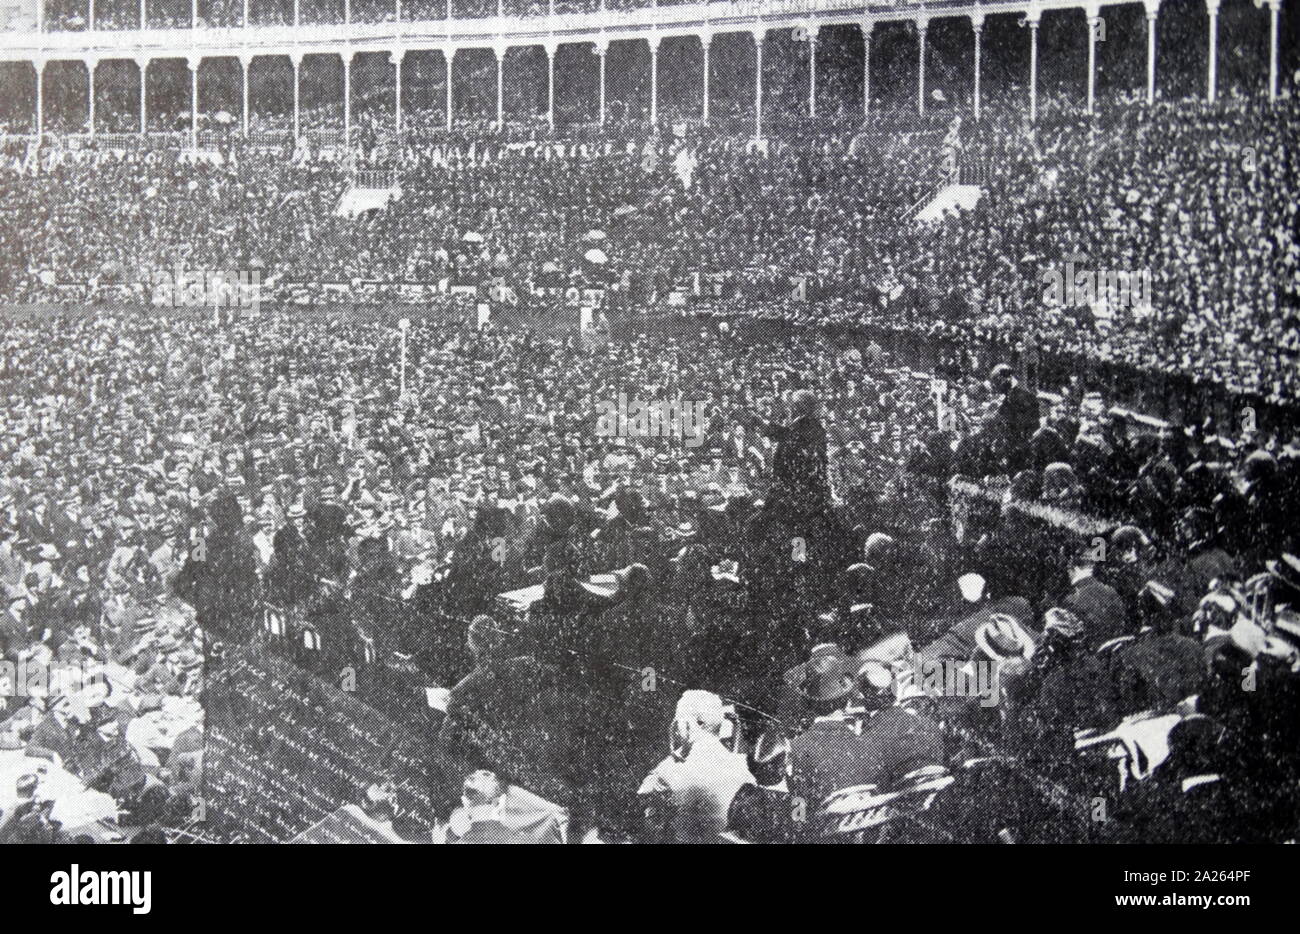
[957,572,985,603]
[674,690,727,732]
[974,613,1035,662]
[1043,607,1085,640]
[711,558,741,584]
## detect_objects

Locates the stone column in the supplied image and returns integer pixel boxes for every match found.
[917,17,929,114]
[137,55,150,134]
[188,55,200,149]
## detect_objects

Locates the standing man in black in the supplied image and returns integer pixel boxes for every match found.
[763,389,832,523]
[752,388,836,656]
[989,364,1040,464]
[267,500,315,613]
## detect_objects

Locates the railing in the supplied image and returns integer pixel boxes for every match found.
[354,168,397,188]
[6,130,186,148]
[249,129,294,146]
[94,131,144,148]
[310,127,345,148]
[959,149,994,187]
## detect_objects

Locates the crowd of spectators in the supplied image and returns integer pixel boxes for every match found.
[2,92,1297,402]
[0,312,209,842]
[0,12,1297,841]
[30,0,607,29]
[2,297,1295,842]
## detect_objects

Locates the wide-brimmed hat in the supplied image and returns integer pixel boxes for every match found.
[989,363,1014,385]
[613,563,650,596]
[670,520,697,540]
[974,613,1035,662]
[710,558,741,584]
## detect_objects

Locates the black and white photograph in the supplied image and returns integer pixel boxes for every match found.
[0,0,1296,889]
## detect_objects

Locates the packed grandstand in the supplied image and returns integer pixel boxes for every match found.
[0,0,1298,844]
